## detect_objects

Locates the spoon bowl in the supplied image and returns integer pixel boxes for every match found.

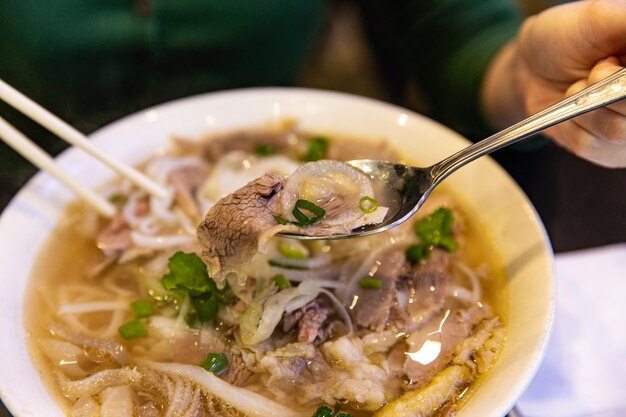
[280,67,626,240]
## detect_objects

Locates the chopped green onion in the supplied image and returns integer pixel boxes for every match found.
[184,312,197,328]
[359,196,378,214]
[302,136,329,162]
[292,199,325,227]
[414,207,459,252]
[254,144,277,156]
[359,278,382,289]
[268,259,308,270]
[118,319,147,340]
[273,274,292,289]
[279,242,305,259]
[312,405,334,417]
[273,214,290,225]
[109,193,126,205]
[130,300,154,319]
[200,352,229,375]
[192,293,219,322]
[161,252,213,296]
[405,243,430,264]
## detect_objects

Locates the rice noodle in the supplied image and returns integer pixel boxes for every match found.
[452,261,482,304]
[340,236,410,305]
[131,231,195,249]
[58,301,129,315]
[139,360,313,417]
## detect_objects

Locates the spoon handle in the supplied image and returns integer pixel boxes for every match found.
[431,67,626,185]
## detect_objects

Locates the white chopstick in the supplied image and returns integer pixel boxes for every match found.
[0,116,116,218]
[0,78,168,200]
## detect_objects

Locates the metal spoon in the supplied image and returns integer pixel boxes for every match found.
[279,67,626,240]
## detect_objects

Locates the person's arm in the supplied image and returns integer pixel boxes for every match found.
[370,0,523,139]
[482,0,626,168]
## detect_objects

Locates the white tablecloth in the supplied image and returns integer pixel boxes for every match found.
[518,244,626,417]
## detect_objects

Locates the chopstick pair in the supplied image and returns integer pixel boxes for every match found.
[0,78,168,218]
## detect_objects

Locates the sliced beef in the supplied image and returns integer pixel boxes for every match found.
[168,165,208,218]
[201,129,292,162]
[403,249,452,325]
[283,301,331,344]
[403,304,492,388]
[197,173,289,277]
[97,213,132,256]
[352,248,408,331]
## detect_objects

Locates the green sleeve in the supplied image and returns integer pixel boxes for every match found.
[371,0,523,140]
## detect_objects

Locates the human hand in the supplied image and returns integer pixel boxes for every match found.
[516,0,626,167]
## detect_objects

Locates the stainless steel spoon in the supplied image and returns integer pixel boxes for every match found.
[281,67,626,240]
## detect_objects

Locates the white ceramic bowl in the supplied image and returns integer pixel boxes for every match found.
[0,88,555,417]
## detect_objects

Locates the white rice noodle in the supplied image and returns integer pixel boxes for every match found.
[340,235,410,305]
[145,155,206,187]
[139,360,313,417]
[58,301,129,315]
[318,287,354,335]
[101,307,128,339]
[56,368,141,398]
[130,231,195,250]
[273,272,344,289]
[174,207,197,236]
[452,261,482,305]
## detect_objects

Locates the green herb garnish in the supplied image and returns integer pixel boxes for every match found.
[192,293,219,322]
[161,252,214,296]
[273,214,290,225]
[405,243,430,264]
[109,193,127,205]
[414,207,459,252]
[160,252,232,326]
[200,352,229,375]
[292,199,325,227]
[118,319,147,340]
[279,242,305,259]
[359,278,382,289]
[312,405,334,417]
[254,144,277,156]
[273,274,292,289]
[130,300,154,319]
[302,136,329,162]
[359,196,378,214]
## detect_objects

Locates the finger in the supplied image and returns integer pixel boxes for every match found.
[562,61,626,144]
[586,58,626,115]
[552,118,626,168]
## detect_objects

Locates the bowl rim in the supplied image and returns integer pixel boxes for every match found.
[0,87,556,417]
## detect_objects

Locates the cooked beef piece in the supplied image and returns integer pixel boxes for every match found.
[352,248,408,331]
[201,129,293,162]
[168,165,208,219]
[403,304,492,388]
[197,173,288,277]
[97,213,132,256]
[283,301,331,344]
[403,249,452,324]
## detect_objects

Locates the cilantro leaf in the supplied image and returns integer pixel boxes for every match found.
[161,252,213,296]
